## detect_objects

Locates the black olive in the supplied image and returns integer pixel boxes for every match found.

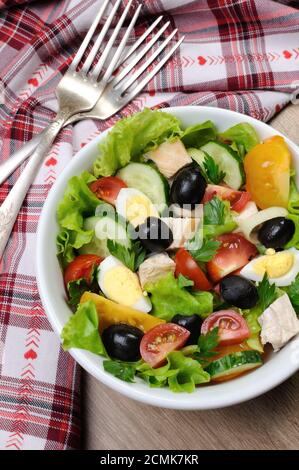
[172,314,202,345]
[258,217,295,249]
[137,217,173,253]
[102,324,143,362]
[170,163,207,207]
[220,275,258,309]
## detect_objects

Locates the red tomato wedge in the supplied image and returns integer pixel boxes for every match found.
[203,184,251,213]
[64,254,102,286]
[206,233,257,283]
[201,310,250,346]
[89,176,127,206]
[175,248,213,291]
[140,323,190,368]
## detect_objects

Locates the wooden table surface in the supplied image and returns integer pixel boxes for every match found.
[82,103,299,451]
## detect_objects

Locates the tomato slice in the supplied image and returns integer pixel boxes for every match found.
[201,310,250,346]
[175,248,213,291]
[206,233,257,283]
[89,176,127,206]
[64,254,102,286]
[140,323,190,368]
[203,184,251,213]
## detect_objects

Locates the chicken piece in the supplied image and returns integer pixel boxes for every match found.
[138,253,175,289]
[161,217,201,250]
[169,203,203,219]
[146,140,192,179]
[258,294,299,351]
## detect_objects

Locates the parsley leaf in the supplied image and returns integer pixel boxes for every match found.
[107,239,146,271]
[203,197,226,225]
[103,360,137,383]
[177,274,194,289]
[285,274,299,315]
[67,264,99,308]
[195,327,219,365]
[257,273,277,311]
[203,154,226,184]
[188,239,221,263]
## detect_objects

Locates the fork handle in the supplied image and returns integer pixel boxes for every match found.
[0,132,45,186]
[0,114,66,258]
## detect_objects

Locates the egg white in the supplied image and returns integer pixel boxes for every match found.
[97,255,152,313]
[115,188,159,228]
[240,248,299,287]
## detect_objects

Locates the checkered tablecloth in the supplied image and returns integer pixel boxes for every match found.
[0,0,298,450]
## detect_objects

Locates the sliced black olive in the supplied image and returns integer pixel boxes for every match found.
[102,324,143,362]
[220,275,258,309]
[172,314,202,345]
[170,163,207,208]
[137,217,173,253]
[258,217,295,249]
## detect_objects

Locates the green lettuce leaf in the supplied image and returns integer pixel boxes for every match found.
[103,360,137,383]
[181,120,217,149]
[285,213,299,249]
[242,305,264,352]
[288,177,299,215]
[61,300,106,356]
[219,123,260,156]
[144,273,213,321]
[167,352,210,392]
[93,108,182,177]
[56,171,101,264]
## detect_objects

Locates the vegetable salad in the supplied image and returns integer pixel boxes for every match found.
[57,108,299,392]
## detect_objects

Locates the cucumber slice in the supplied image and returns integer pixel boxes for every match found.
[187,148,206,167]
[78,215,131,257]
[117,162,169,210]
[206,350,262,380]
[200,141,244,190]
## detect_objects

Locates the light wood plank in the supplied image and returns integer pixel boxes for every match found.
[82,103,299,450]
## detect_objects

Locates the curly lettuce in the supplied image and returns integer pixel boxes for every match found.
[219,122,260,158]
[61,300,106,356]
[56,171,102,264]
[181,120,217,149]
[93,108,182,177]
[144,273,213,321]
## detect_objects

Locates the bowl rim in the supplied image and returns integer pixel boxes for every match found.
[36,105,299,410]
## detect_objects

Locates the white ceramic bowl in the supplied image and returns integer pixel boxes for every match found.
[37,106,299,409]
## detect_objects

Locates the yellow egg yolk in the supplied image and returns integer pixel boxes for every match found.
[103,266,142,307]
[125,195,158,227]
[253,251,294,278]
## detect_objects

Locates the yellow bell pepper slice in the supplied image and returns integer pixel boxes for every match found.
[244,135,291,209]
[80,292,165,333]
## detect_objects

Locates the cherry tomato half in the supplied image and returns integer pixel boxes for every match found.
[140,323,190,368]
[203,184,251,213]
[175,248,212,291]
[89,176,127,206]
[201,310,250,346]
[64,254,102,286]
[206,233,257,283]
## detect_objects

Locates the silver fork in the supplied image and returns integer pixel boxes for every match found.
[0,0,141,258]
[0,15,167,185]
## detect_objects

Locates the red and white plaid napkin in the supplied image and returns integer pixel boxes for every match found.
[0,0,298,450]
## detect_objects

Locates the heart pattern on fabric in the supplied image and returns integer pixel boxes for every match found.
[283,50,292,59]
[45,157,57,166]
[24,349,37,360]
[197,55,207,65]
[28,78,38,87]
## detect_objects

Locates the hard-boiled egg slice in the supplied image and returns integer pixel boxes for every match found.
[240,248,299,286]
[97,255,152,313]
[115,188,159,228]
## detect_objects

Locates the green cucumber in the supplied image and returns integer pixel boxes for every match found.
[200,141,244,190]
[117,162,169,210]
[187,148,206,167]
[78,215,131,257]
[206,350,262,380]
